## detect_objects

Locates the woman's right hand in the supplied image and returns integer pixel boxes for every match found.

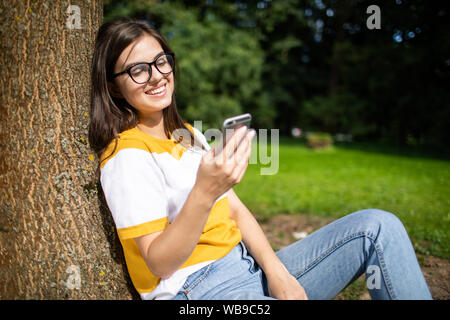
[194,126,256,203]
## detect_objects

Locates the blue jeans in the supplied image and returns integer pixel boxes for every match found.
[172,209,432,300]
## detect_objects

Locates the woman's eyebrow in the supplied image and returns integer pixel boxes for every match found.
[123,51,165,70]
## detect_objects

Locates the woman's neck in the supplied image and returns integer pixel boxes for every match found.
[136,111,169,139]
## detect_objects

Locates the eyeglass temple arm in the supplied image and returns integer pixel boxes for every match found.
[112,70,128,78]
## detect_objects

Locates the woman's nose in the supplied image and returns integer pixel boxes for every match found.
[149,64,164,83]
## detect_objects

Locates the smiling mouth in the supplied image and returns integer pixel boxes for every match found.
[145,84,167,96]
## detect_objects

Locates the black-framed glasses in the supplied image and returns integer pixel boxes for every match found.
[112,52,175,84]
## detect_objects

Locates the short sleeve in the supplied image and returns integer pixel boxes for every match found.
[191,126,212,151]
[100,148,169,240]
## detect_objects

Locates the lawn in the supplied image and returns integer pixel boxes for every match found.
[233,137,450,259]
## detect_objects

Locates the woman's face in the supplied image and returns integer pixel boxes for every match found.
[111,34,174,119]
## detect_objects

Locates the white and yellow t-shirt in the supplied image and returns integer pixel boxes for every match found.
[100,123,242,299]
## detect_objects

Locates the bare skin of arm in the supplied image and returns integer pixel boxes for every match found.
[227,188,308,300]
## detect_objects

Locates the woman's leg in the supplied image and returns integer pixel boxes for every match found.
[273,209,432,300]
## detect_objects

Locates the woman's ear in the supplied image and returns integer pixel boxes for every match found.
[107,81,123,98]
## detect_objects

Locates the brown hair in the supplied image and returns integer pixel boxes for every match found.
[88,17,203,165]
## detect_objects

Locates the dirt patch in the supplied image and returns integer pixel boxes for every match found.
[258,213,449,300]
[418,254,450,300]
[258,213,334,251]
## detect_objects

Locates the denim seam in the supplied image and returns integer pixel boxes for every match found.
[183,263,213,299]
[292,230,396,299]
[370,239,396,299]
[240,242,257,274]
[363,227,396,299]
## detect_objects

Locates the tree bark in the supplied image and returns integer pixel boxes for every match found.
[0,0,137,299]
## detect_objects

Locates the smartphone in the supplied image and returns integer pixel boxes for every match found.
[221,113,252,148]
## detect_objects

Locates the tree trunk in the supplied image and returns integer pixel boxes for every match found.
[0,0,137,299]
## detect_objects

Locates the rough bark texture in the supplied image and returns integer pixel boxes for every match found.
[0,0,137,299]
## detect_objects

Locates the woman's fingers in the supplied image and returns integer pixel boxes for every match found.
[221,126,248,160]
[233,129,255,163]
[227,130,255,184]
[233,130,255,181]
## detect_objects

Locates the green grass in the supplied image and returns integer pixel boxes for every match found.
[334,276,368,300]
[233,137,450,259]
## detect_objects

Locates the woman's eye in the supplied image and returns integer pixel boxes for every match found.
[157,60,167,67]
[130,67,145,75]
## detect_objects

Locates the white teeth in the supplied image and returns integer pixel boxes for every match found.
[147,85,165,95]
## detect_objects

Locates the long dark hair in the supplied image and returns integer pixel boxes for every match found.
[89,17,203,165]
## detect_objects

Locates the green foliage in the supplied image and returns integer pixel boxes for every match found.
[301,91,373,138]
[162,6,263,129]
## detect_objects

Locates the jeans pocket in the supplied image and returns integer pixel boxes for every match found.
[239,242,257,274]
[181,263,213,298]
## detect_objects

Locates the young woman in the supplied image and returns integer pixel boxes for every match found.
[89,18,432,300]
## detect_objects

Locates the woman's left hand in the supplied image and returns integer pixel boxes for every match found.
[267,271,308,300]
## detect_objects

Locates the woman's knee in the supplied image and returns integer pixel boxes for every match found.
[351,208,406,237]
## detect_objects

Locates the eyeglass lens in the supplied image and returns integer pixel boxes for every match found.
[129,54,174,83]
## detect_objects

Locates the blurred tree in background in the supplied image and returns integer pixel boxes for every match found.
[104,0,449,151]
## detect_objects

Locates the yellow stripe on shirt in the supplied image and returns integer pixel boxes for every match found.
[117,217,169,240]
